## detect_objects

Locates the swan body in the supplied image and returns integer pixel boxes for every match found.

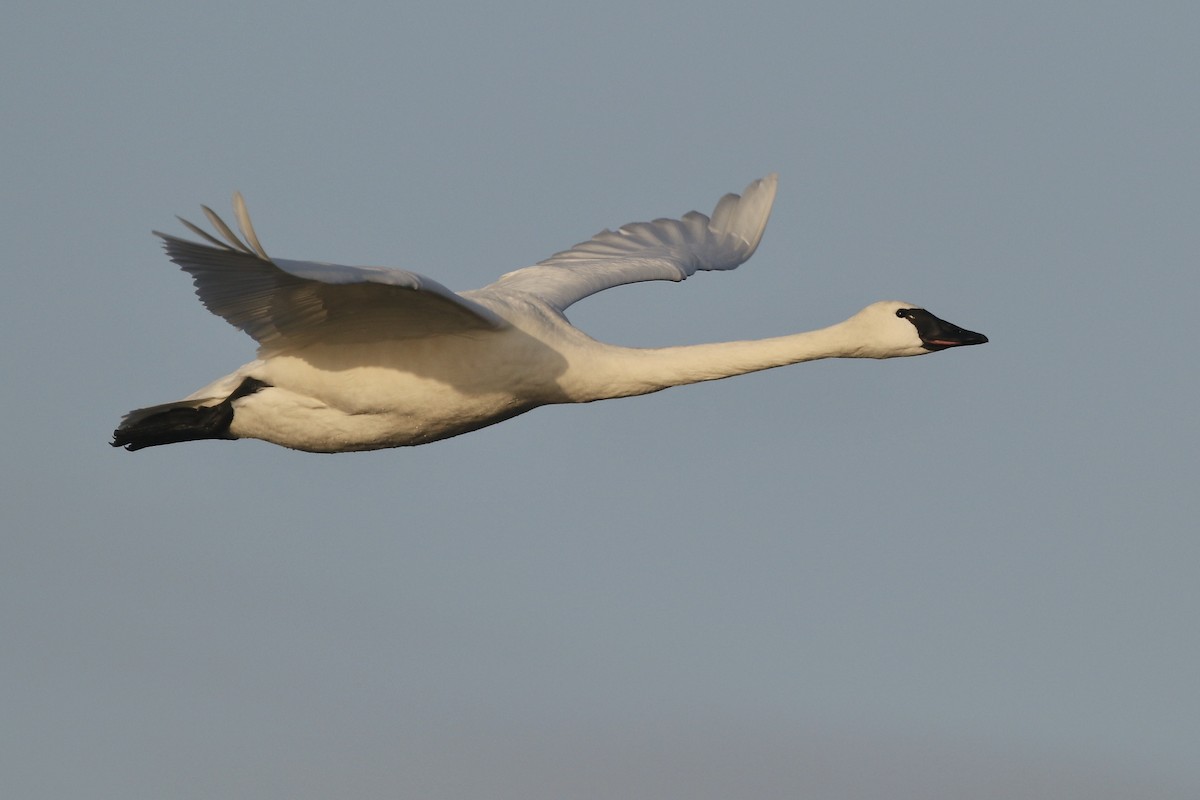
[112,175,987,453]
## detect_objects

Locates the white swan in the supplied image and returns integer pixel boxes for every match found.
[112,175,987,453]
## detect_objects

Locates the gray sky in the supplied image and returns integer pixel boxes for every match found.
[4,1,1198,797]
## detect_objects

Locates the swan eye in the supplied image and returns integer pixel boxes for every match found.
[895,309,909,318]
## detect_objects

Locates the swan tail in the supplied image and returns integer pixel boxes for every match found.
[111,377,269,451]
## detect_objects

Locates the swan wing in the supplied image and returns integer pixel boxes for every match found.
[486,174,778,311]
[154,194,506,351]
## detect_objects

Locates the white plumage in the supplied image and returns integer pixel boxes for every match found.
[112,175,986,453]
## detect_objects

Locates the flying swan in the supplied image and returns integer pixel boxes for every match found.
[112,175,987,453]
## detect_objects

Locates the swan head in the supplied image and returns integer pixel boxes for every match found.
[844,301,989,358]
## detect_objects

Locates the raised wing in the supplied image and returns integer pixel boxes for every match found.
[154,194,505,352]
[485,174,778,311]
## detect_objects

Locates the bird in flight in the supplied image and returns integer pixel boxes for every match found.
[112,175,986,453]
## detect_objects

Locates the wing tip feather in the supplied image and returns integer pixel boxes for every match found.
[232,192,271,261]
[156,194,272,262]
[709,173,778,254]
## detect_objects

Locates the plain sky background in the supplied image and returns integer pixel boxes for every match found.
[4,2,1197,797]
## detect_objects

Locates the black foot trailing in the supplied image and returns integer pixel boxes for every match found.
[111,378,271,451]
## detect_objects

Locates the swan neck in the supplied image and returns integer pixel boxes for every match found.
[580,322,861,400]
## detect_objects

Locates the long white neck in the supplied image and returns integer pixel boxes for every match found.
[570,319,881,401]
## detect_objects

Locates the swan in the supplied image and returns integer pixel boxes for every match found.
[111,175,987,453]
